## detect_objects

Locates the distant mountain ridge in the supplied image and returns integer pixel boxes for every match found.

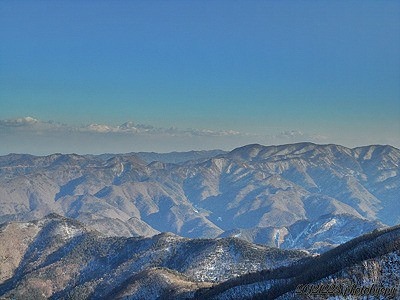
[135,149,227,164]
[0,143,398,252]
[83,149,226,165]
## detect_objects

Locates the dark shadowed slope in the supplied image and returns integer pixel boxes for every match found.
[194,224,400,299]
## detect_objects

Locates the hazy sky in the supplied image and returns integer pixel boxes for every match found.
[1,1,399,154]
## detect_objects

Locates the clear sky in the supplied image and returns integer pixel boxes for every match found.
[0,0,399,154]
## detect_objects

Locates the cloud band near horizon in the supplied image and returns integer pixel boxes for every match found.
[0,116,335,155]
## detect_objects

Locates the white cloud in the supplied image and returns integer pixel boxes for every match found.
[0,116,72,132]
[84,124,115,133]
[0,116,39,127]
[0,116,247,138]
[1,116,359,155]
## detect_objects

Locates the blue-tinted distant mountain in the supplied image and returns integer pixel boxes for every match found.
[135,149,226,164]
[220,213,385,253]
[86,149,226,165]
[0,143,398,253]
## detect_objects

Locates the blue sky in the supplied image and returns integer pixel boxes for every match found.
[0,1,399,154]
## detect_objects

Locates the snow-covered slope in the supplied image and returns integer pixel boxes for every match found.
[195,224,400,299]
[220,213,385,253]
[0,215,307,299]
[0,143,398,251]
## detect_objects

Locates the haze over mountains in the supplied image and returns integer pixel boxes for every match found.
[0,143,398,253]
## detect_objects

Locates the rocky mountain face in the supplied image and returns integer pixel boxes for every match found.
[0,143,398,253]
[0,215,307,299]
[194,224,400,299]
[0,216,398,300]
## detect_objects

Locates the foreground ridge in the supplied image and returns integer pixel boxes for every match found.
[0,215,307,299]
[195,224,400,299]
[0,216,399,299]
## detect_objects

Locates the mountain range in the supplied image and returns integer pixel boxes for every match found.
[0,142,399,299]
[0,214,307,299]
[0,143,398,253]
[0,215,399,299]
